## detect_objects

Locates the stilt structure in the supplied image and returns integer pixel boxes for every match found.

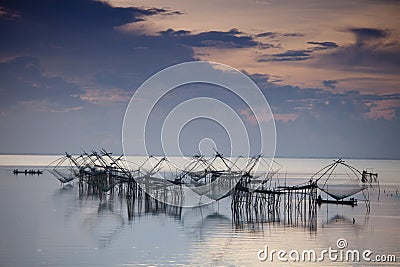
[45,152,374,228]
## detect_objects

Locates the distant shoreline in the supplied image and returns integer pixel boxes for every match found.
[0,153,398,161]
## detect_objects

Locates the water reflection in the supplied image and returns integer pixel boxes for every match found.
[51,180,399,266]
[1,160,398,266]
[321,214,367,232]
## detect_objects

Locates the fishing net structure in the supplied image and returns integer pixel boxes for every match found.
[46,154,79,184]
[320,183,367,201]
[312,159,371,210]
[45,149,284,204]
[45,150,280,204]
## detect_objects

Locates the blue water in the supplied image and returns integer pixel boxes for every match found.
[0,156,399,266]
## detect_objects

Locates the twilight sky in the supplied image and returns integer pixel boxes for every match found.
[0,0,399,158]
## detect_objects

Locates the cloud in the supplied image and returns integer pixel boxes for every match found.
[0,0,168,29]
[363,95,400,120]
[256,31,278,38]
[258,27,396,70]
[248,73,400,122]
[0,0,196,91]
[256,31,304,39]
[75,88,132,105]
[0,56,84,111]
[307,41,338,48]
[282,33,304,37]
[312,28,400,75]
[0,0,399,158]
[259,49,311,62]
[160,28,259,48]
[160,28,191,36]
[258,40,338,62]
[349,27,388,46]
[273,113,299,122]
[247,73,400,158]
[256,0,271,5]
[322,80,338,89]
[0,0,181,59]
[238,107,274,125]
[18,99,83,113]
[0,0,199,155]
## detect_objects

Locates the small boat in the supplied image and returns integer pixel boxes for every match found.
[13,169,43,175]
[317,195,357,206]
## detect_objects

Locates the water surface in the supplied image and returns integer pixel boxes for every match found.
[0,156,399,266]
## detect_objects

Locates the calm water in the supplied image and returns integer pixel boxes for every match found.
[0,156,399,266]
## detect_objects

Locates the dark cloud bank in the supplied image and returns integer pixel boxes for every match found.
[0,0,399,158]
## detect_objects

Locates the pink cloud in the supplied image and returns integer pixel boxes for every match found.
[239,107,297,124]
[18,99,83,113]
[75,88,131,105]
[364,99,400,120]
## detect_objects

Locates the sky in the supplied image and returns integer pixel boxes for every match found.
[0,0,399,158]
